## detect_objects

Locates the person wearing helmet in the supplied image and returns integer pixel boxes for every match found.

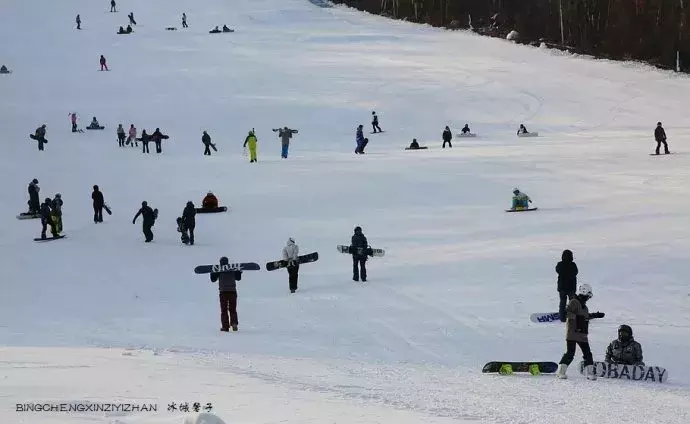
[350,226,369,281]
[27,179,40,214]
[605,325,644,366]
[132,201,156,242]
[243,129,258,163]
[510,188,531,211]
[202,191,219,210]
[654,122,669,155]
[210,256,242,331]
[556,283,605,380]
[51,194,64,234]
[556,249,578,322]
[181,201,196,245]
[282,238,300,293]
[39,197,57,239]
[272,126,298,159]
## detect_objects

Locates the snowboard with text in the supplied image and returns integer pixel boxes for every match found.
[530,312,560,323]
[337,245,385,257]
[579,361,667,383]
[194,262,261,273]
[266,252,319,271]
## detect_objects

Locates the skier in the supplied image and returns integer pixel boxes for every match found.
[76,14,81,30]
[605,325,644,366]
[202,191,219,210]
[128,12,136,25]
[350,226,369,282]
[510,188,531,210]
[138,129,151,153]
[210,256,242,331]
[110,0,116,12]
[69,113,79,132]
[40,198,57,239]
[371,111,382,133]
[355,125,368,154]
[33,124,47,151]
[116,124,126,146]
[461,124,471,134]
[654,122,669,155]
[202,131,213,155]
[282,238,299,293]
[132,201,156,242]
[92,185,104,223]
[556,249,578,322]
[442,126,452,148]
[181,201,196,245]
[127,124,137,147]
[556,283,605,380]
[272,126,298,159]
[243,129,258,163]
[408,138,420,150]
[151,128,167,153]
[517,124,528,135]
[100,55,108,71]
[28,179,40,214]
[182,13,188,28]
[51,194,63,234]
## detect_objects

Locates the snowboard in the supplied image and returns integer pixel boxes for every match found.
[482,361,558,374]
[195,206,228,213]
[530,312,560,323]
[517,132,539,138]
[337,245,385,257]
[86,126,105,130]
[194,262,261,274]
[355,139,369,153]
[211,143,217,152]
[103,204,112,215]
[405,146,428,150]
[649,153,673,156]
[505,207,538,212]
[17,212,40,220]
[457,133,477,137]
[266,252,319,271]
[28,134,47,143]
[370,130,385,134]
[579,361,668,383]
[34,235,66,242]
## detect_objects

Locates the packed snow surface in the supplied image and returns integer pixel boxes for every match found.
[1,0,690,423]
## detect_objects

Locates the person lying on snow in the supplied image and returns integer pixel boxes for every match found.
[605,325,644,366]
[510,188,531,210]
[88,117,102,129]
[202,192,219,210]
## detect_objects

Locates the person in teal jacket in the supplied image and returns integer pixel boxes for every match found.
[511,188,531,210]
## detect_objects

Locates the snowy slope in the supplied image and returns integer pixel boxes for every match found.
[1,0,690,422]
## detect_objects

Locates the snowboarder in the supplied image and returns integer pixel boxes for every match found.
[40,197,57,239]
[116,124,126,146]
[517,124,528,135]
[118,26,127,35]
[202,191,219,210]
[88,117,102,129]
[181,201,196,245]
[605,325,644,366]
[272,126,298,158]
[510,188,531,210]
[654,122,669,155]
[408,138,420,150]
[222,25,233,33]
[138,129,151,153]
[202,131,214,155]
[127,124,137,147]
[0,65,10,74]
[350,226,369,282]
[182,13,188,28]
[371,111,382,133]
[51,194,63,233]
[92,185,104,223]
[128,12,136,25]
[461,124,471,134]
[556,283,605,380]
[151,128,167,153]
[243,129,258,163]
[442,126,452,148]
[355,125,367,154]
[76,14,81,30]
[209,26,221,34]
[110,0,116,12]
[556,249,578,322]
[210,256,242,331]
[100,55,108,71]
[28,179,40,214]
[282,238,300,293]
[33,124,47,151]
[69,113,79,132]
[132,201,156,242]
[126,24,133,34]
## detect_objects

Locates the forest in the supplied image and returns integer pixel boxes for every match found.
[331,0,690,71]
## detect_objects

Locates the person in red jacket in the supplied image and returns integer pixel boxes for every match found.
[202,192,218,210]
[100,55,108,71]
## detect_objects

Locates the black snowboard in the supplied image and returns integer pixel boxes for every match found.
[86,126,105,130]
[17,212,40,220]
[405,146,428,150]
[194,262,261,274]
[337,245,385,257]
[211,143,217,152]
[370,131,385,134]
[266,252,319,271]
[505,207,538,212]
[482,362,558,374]
[649,153,673,156]
[103,204,112,215]
[195,206,228,213]
[34,235,66,242]
[29,134,47,143]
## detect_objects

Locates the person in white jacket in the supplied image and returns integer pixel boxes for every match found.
[282,238,299,293]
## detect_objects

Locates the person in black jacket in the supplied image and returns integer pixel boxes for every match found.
[654,122,669,155]
[39,197,56,239]
[151,128,167,153]
[28,179,40,214]
[210,256,242,331]
[556,249,578,322]
[350,226,369,281]
[202,131,213,156]
[442,126,452,148]
[92,185,104,223]
[181,201,196,245]
[132,201,156,242]
[138,129,151,153]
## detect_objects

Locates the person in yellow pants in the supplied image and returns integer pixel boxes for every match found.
[243,129,258,163]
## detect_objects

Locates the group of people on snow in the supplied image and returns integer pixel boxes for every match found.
[209,25,233,33]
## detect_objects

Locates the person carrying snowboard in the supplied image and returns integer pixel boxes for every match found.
[556,249,578,322]
[116,124,126,146]
[202,130,214,156]
[138,129,151,153]
[350,226,369,282]
[605,325,644,366]
[181,201,196,245]
[355,125,367,154]
[33,124,47,151]
[151,128,167,153]
[556,283,605,380]
[92,185,105,223]
[272,126,298,159]
[371,111,382,133]
[39,197,57,239]
[510,188,531,210]
[210,256,242,332]
[202,191,218,210]
[132,201,156,242]
[28,179,40,214]
[51,193,63,234]
[282,238,300,293]
[654,122,669,155]
[442,126,452,148]
[100,55,108,71]
[461,124,471,134]
[243,129,258,163]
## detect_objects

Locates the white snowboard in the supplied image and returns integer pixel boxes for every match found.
[579,361,668,383]
[457,133,477,138]
[517,132,539,138]
[529,312,560,323]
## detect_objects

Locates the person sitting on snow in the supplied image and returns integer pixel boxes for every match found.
[461,124,471,134]
[511,188,531,210]
[0,65,9,74]
[210,26,221,34]
[126,24,133,33]
[605,325,644,366]
[88,117,101,129]
[222,25,233,33]
[408,138,420,150]
[517,124,528,135]
[202,191,219,210]
[118,26,127,34]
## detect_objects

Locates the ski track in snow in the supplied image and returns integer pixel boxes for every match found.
[1,0,690,423]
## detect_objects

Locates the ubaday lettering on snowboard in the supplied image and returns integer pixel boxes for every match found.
[582,362,667,383]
